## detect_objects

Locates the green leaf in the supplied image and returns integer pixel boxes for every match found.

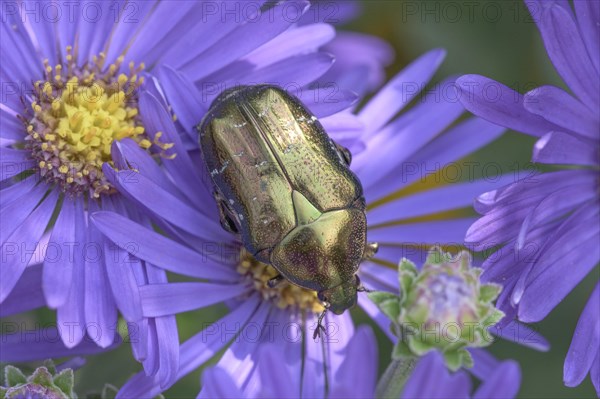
[4,366,26,387]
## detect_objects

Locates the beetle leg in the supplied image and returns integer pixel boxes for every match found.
[313,307,329,340]
[334,141,352,166]
[356,275,371,293]
[267,274,285,288]
[363,242,379,260]
[214,191,238,234]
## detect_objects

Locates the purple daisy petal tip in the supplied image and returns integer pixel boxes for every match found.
[563,284,600,387]
[428,47,448,62]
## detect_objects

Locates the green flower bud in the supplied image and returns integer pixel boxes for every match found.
[368,247,504,371]
[1,361,75,399]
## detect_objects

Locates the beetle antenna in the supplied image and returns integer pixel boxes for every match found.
[313,306,329,340]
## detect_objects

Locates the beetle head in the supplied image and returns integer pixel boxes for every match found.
[318,276,359,315]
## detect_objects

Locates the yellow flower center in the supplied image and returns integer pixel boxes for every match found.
[237,250,324,314]
[25,47,154,198]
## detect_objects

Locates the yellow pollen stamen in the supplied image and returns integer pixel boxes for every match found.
[118,73,128,86]
[237,250,324,314]
[43,82,53,97]
[24,47,171,198]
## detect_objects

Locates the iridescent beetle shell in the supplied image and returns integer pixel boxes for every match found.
[197,85,376,320]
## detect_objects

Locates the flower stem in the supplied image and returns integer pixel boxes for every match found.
[375,356,417,399]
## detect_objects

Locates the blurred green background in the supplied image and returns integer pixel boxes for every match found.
[3,1,598,398]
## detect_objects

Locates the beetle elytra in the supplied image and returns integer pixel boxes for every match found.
[197,85,378,338]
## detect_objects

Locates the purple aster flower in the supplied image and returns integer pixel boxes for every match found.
[1,0,384,389]
[402,350,521,399]
[91,47,517,397]
[199,325,377,398]
[200,327,522,399]
[299,0,394,96]
[455,0,599,393]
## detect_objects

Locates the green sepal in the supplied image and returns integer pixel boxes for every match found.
[43,360,57,375]
[4,366,26,386]
[469,264,482,278]
[376,246,507,378]
[398,258,417,302]
[479,283,502,303]
[443,348,473,371]
[407,336,434,356]
[482,308,505,329]
[470,330,487,348]
[29,367,53,386]
[391,341,413,360]
[53,369,75,398]
[3,363,75,399]
[442,350,461,371]
[367,291,401,321]
[458,349,474,369]
[457,251,473,272]
[424,246,450,265]
[463,351,474,368]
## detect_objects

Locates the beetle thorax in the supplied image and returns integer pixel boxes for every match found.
[237,250,324,314]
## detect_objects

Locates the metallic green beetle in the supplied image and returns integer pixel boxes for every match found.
[197,85,378,337]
